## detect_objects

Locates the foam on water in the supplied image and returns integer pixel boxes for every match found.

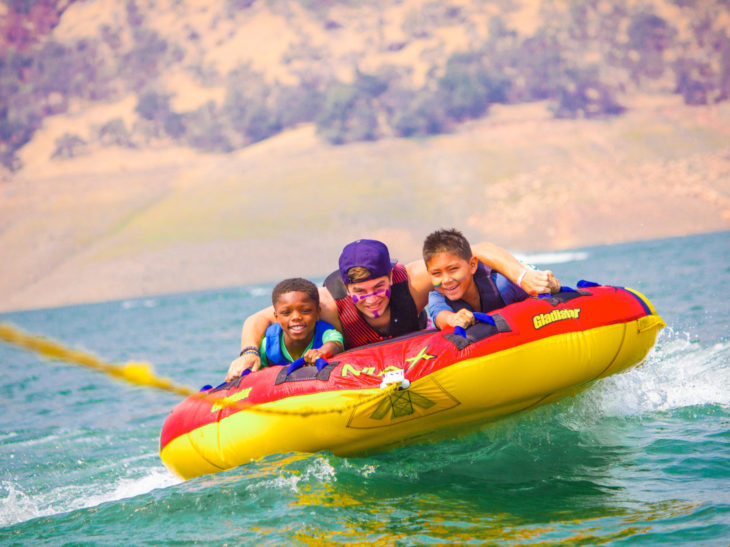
[569,329,729,422]
[247,286,272,297]
[64,469,180,510]
[243,455,337,495]
[121,299,159,310]
[517,250,590,266]
[0,466,179,527]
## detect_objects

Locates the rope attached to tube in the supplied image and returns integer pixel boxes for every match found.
[0,322,398,417]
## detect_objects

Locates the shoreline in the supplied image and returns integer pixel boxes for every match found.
[1,229,726,315]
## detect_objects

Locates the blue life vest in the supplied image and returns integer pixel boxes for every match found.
[264,320,336,366]
[447,264,506,314]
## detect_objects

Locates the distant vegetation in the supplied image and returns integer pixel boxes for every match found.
[1,0,729,171]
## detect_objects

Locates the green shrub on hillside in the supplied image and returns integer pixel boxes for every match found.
[274,83,325,127]
[317,84,365,144]
[316,78,382,144]
[52,133,87,159]
[96,118,135,148]
[182,102,233,152]
[2,0,730,171]
[436,52,511,121]
[391,90,447,137]
[551,66,625,119]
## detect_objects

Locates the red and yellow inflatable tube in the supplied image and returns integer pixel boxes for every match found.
[160,285,665,479]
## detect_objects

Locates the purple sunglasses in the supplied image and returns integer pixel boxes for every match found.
[350,288,391,304]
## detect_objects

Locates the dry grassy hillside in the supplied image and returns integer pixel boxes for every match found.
[2,96,729,312]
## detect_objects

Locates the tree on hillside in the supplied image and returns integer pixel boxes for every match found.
[436,52,510,121]
[274,81,325,127]
[390,89,447,137]
[316,73,385,144]
[224,90,280,145]
[551,65,625,118]
[120,28,181,92]
[512,30,566,102]
[0,105,35,170]
[52,133,86,159]
[222,65,282,144]
[96,118,135,148]
[1,0,73,51]
[182,102,233,152]
[136,90,170,121]
[627,12,674,82]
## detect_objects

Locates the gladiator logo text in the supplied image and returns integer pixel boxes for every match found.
[533,308,581,329]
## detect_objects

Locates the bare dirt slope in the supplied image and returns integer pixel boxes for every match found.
[1,98,729,312]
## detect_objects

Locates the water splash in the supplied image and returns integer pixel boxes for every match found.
[580,330,729,418]
[0,468,179,527]
[517,250,590,266]
[121,299,158,310]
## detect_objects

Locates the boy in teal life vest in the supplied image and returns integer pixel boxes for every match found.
[422,228,562,330]
[242,278,344,367]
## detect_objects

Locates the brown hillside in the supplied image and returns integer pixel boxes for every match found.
[1,97,728,312]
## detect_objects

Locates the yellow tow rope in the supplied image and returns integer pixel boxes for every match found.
[0,322,398,416]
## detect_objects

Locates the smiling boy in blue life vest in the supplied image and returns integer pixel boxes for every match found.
[240,278,344,367]
[422,228,561,330]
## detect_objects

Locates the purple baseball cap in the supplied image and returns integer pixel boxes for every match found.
[339,239,396,284]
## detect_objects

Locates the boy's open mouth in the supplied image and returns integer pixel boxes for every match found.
[442,284,462,296]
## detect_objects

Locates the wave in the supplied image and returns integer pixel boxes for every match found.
[516,250,590,266]
[246,286,271,297]
[570,329,729,418]
[0,467,179,528]
[121,299,158,310]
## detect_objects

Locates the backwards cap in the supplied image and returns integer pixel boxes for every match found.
[339,239,396,284]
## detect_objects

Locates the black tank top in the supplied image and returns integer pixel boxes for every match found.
[324,264,423,349]
[447,264,506,313]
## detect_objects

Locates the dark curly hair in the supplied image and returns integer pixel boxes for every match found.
[271,277,320,307]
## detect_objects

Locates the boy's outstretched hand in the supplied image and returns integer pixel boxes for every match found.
[303,341,342,366]
[445,308,477,330]
[302,348,328,365]
[226,353,261,382]
[521,269,561,296]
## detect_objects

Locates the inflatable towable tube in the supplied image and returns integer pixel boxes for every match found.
[160,284,665,480]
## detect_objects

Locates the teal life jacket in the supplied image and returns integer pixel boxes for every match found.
[264,320,336,366]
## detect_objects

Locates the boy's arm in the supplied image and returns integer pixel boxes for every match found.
[405,239,560,309]
[319,324,344,359]
[404,259,433,312]
[427,289,475,330]
[433,308,476,330]
[317,286,343,331]
[470,241,561,296]
[225,306,276,381]
[302,340,343,365]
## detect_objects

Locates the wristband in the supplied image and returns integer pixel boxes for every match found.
[239,346,260,357]
[516,269,527,288]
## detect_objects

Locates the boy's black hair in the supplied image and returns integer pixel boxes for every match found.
[422,228,473,264]
[271,278,320,307]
